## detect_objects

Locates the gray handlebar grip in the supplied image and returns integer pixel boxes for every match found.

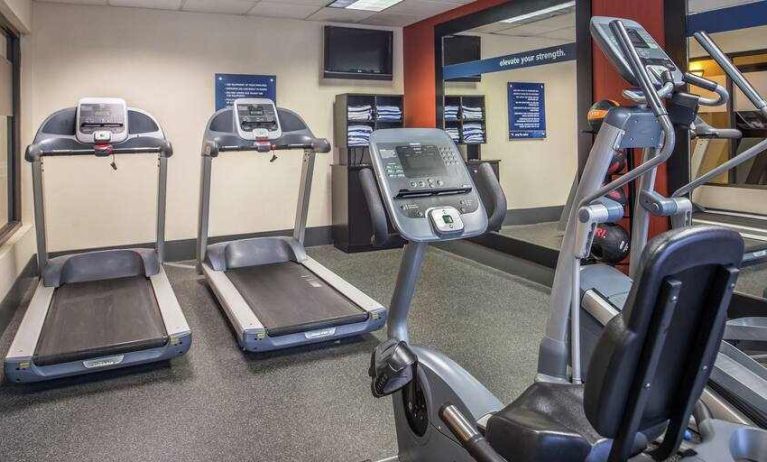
[475,162,507,232]
[359,168,395,247]
[312,138,331,153]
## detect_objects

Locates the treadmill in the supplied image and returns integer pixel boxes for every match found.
[197,98,386,352]
[4,98,191,383]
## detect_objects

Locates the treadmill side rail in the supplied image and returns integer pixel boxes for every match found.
[202,262,266,343]
[150,268,192,339]
[4,280,54,363]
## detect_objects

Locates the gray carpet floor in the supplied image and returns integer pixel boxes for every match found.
[0,245,551,462]
[737,261,767,298]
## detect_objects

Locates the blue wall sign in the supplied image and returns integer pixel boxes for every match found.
[687,1,767,36]
[443,42,576,80]
[215,74,277,110]
[508,82,546,140]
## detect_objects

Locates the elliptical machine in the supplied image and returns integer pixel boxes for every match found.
[361,19,767,462]
[543,17,767,427]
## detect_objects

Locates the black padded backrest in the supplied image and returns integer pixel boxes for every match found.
[583,226,743,458]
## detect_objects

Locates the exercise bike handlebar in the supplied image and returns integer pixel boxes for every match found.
[359,167,398,247]
[695,31,767,118]
[580,20,676,208]
[476,162,507,232]
[440,405,508,462]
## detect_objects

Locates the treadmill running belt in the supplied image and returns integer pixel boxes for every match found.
[226,262,368,337]
[34,276,168,367]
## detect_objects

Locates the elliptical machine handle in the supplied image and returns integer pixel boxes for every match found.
[695,31,767,118]
[359,167,397,247]
[609,20,668,119]
[474,162,507,232]
[684,72,729,107]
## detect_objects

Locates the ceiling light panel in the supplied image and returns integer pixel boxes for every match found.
[501,1,575,25]
[327,0,404,12]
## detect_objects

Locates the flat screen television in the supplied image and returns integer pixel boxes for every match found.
[324,26,393,81]
[443,35,481,83]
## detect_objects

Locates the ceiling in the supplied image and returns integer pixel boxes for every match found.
[470,12,575,43]
[36,0,475,26]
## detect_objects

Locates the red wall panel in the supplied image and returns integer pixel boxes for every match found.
[591,0,670,241]
[403,0,509,128]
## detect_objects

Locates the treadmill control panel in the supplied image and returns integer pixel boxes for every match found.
[234,98,282,141]
[75,97,129,144]
[590,17,684,88]
[369,129,487,242]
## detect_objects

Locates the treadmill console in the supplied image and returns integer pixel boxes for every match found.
[75,97,129,144]
[590,17,684,87]
[369,128,487,243]
[233,98,282,141]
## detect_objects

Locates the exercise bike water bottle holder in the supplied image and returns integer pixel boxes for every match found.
[369,338,417,398]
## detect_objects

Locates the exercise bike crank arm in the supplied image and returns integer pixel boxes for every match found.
[440,405,508,462]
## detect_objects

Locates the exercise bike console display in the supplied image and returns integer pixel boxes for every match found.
[75,97,129,144]
[590,17,684,87]
[369,128,487,242]
[234,98,282,141]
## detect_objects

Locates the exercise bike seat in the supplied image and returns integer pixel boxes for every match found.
[486,226,744,462]
[485,382,648,461]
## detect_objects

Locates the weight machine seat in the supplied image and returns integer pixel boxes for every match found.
[486,226,744,462]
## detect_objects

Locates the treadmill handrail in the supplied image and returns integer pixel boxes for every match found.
[25,140,173,162]
[202,138,330,158]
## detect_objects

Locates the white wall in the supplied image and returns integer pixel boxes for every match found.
[689,24,767,57]
[447,33,578,211]
[27,2,403,252]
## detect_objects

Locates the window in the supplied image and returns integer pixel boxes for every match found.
[0,21,20,244]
